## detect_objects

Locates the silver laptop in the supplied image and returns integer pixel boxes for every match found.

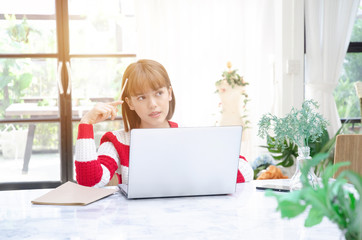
[119,126,242,199]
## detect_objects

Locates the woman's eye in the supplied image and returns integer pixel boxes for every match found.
[137,96,145,101]
[156,91,163,96]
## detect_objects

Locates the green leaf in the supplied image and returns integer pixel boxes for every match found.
[319,124,344,154]
[305,207,324,227]
[348,192,356,211]
[272,155,284,160]
[335,187,349,228]
[275,187,302,203]
[309,128,330,156]
[18,73,32,91]
[340,171,362,195]
[322,162,350,187]
[268,149,282,154]
[303,188,330,216]
[341,171,362,239]
[277,200,307,218]
[263,135,298,168]
[0,75,12,88]
[266,190,307,218]
[301,152,329,178]
[253,164,270,179]
[280,155,295,167]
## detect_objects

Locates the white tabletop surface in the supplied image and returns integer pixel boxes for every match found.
[0,181,342,240]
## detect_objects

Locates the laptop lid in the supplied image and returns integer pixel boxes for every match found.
[124,126,242,199]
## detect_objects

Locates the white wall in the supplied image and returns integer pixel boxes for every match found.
[275,0,305,116]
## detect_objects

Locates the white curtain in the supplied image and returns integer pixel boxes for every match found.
[134,0,277,160]
[305,0,360,137]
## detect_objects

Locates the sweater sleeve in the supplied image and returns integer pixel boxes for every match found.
[75,124,119,187]
[237,155,254,183]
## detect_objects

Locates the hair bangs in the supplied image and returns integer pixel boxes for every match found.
[127,65,169,96]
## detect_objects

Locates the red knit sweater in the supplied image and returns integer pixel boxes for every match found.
[75,121,248,187]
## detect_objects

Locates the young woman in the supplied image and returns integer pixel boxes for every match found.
[75,59,252,187]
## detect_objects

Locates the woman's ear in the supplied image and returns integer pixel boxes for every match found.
[125,97,135,110]
[168,86,173,101]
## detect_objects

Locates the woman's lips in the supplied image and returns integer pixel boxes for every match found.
[149,111,161,118]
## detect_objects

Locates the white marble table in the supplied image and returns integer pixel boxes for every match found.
[0,181,342,240]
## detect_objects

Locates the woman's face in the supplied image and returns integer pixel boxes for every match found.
[126,86,172,128]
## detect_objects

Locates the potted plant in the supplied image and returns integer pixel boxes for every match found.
[266,153,362,240]
[257,99,329,190]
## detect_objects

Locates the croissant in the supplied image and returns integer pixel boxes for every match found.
[257,165,289,180]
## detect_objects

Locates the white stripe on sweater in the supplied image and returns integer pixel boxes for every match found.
[75,138,98,162]
[112,130,130,145]
[97,141,120,162]
[239,159,254,182]
[93,164,110,188]
[121,166,129,184]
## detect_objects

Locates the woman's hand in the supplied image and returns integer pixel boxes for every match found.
[80,101,123,125]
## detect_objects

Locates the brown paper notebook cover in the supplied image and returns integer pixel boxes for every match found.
[31,181,117,206]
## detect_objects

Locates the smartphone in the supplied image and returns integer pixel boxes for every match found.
[256,184,290,192]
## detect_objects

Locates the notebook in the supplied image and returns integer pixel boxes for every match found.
[119,125,242,199]
[31,181,117,205]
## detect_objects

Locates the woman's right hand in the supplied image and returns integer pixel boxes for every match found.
[80,101,123,125]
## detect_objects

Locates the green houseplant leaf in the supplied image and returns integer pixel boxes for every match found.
[305,206,324,227]
[266,190,307,218]
[261,135,298,167]
[266,157,362,240]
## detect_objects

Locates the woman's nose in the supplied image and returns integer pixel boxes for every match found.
[148,97,157,108]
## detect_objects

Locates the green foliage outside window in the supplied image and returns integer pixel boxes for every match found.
[334,7,362,119]
[0,15,36,122]
[0,15,58,151]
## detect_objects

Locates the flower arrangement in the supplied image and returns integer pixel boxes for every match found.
[215,61,249,92]
[257,99,329,149]
[258,100,329,189]
[215,62,250,128]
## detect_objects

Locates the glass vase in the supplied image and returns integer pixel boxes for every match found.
[290,146,319,191]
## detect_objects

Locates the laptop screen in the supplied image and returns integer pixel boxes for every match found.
[125,126,242,199]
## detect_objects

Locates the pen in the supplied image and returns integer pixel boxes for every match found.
[119,78,128,101]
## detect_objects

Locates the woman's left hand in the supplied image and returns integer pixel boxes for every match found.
[80,101,123,124]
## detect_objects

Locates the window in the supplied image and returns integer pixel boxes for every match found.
[0,0,136,190]
[334,3,362,120]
